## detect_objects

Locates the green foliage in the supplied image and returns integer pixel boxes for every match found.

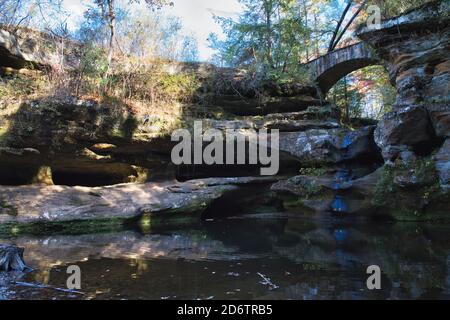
[101,63,200,105]
[414,158,439,185]
[158,73,200,102]
[299,179,323,199]
[265,64,312,87]
[73,43,200,110]
[80,46,109,79]
[76,45,110,93]
[373,165,396,206]
[0,73,43,98]
[329,66,395,121]
[0,200,18,216]
[299,167,326,177]
[373,158,441,207]
[369,0,431,18]
[209,0,311,79]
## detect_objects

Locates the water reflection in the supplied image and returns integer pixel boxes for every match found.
[1,216,449,300]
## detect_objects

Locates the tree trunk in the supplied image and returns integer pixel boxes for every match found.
[303,0,310,61]
[264,0,275,69]
[104,0,115,79]
[0,244,31,272]
[314,12,319,58]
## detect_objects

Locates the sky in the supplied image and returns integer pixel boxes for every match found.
[62,0,243,61]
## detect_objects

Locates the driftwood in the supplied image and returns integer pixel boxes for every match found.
[0,244,31,272]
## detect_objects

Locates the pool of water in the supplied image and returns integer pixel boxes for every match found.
[1,214,450,300]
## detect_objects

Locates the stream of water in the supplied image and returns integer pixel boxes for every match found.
[1,214,449,300]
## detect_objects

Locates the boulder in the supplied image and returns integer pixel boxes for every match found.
[278,126,379,165]
[271,169,382,214]
[0,28,81,70]
[374,106,432,160]
[272,161,449,220]
[271,175,333,198]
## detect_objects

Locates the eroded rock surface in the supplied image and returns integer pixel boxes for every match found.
[278,126,379,165]
[355,1,450,199]
[374,106,433,161]
[0,176,280,225]
[357,1,450,106]
[0,28,81,70]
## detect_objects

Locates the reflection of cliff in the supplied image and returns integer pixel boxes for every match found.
[2,218,449,299]
[273,219,450,299]
[1,230,264,275]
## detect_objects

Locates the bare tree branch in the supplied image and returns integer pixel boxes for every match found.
[331,1,367,51]
[327,0,352,53]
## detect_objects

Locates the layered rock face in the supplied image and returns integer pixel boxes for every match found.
[0,101,176,186]
[269,2,450,220]
[0,28,81,70]
[1,2,449,226]
[357,1,450,168]
[0,82,382,226]
[0,92,382,222]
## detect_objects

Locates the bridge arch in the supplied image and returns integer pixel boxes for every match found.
[305,42,381,94]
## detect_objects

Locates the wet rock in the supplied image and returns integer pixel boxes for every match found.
[0,244,30,272]
[270,165,448,220]
[203,104,341,133]
[264,105,341,121]
[435,139,450,190]
[271,175,336,198]
[0,147,40,158]
[393,169,436,189]
[278,126,379,165]
[398,149,417,165]
[271,169,382,214]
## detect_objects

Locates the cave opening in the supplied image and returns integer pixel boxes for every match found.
[51,170,127,187]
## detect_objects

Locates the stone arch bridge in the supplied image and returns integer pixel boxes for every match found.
[304,42,381,95]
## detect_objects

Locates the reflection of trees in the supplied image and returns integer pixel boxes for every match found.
[273,220,450,299]
[1,219,449,299]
